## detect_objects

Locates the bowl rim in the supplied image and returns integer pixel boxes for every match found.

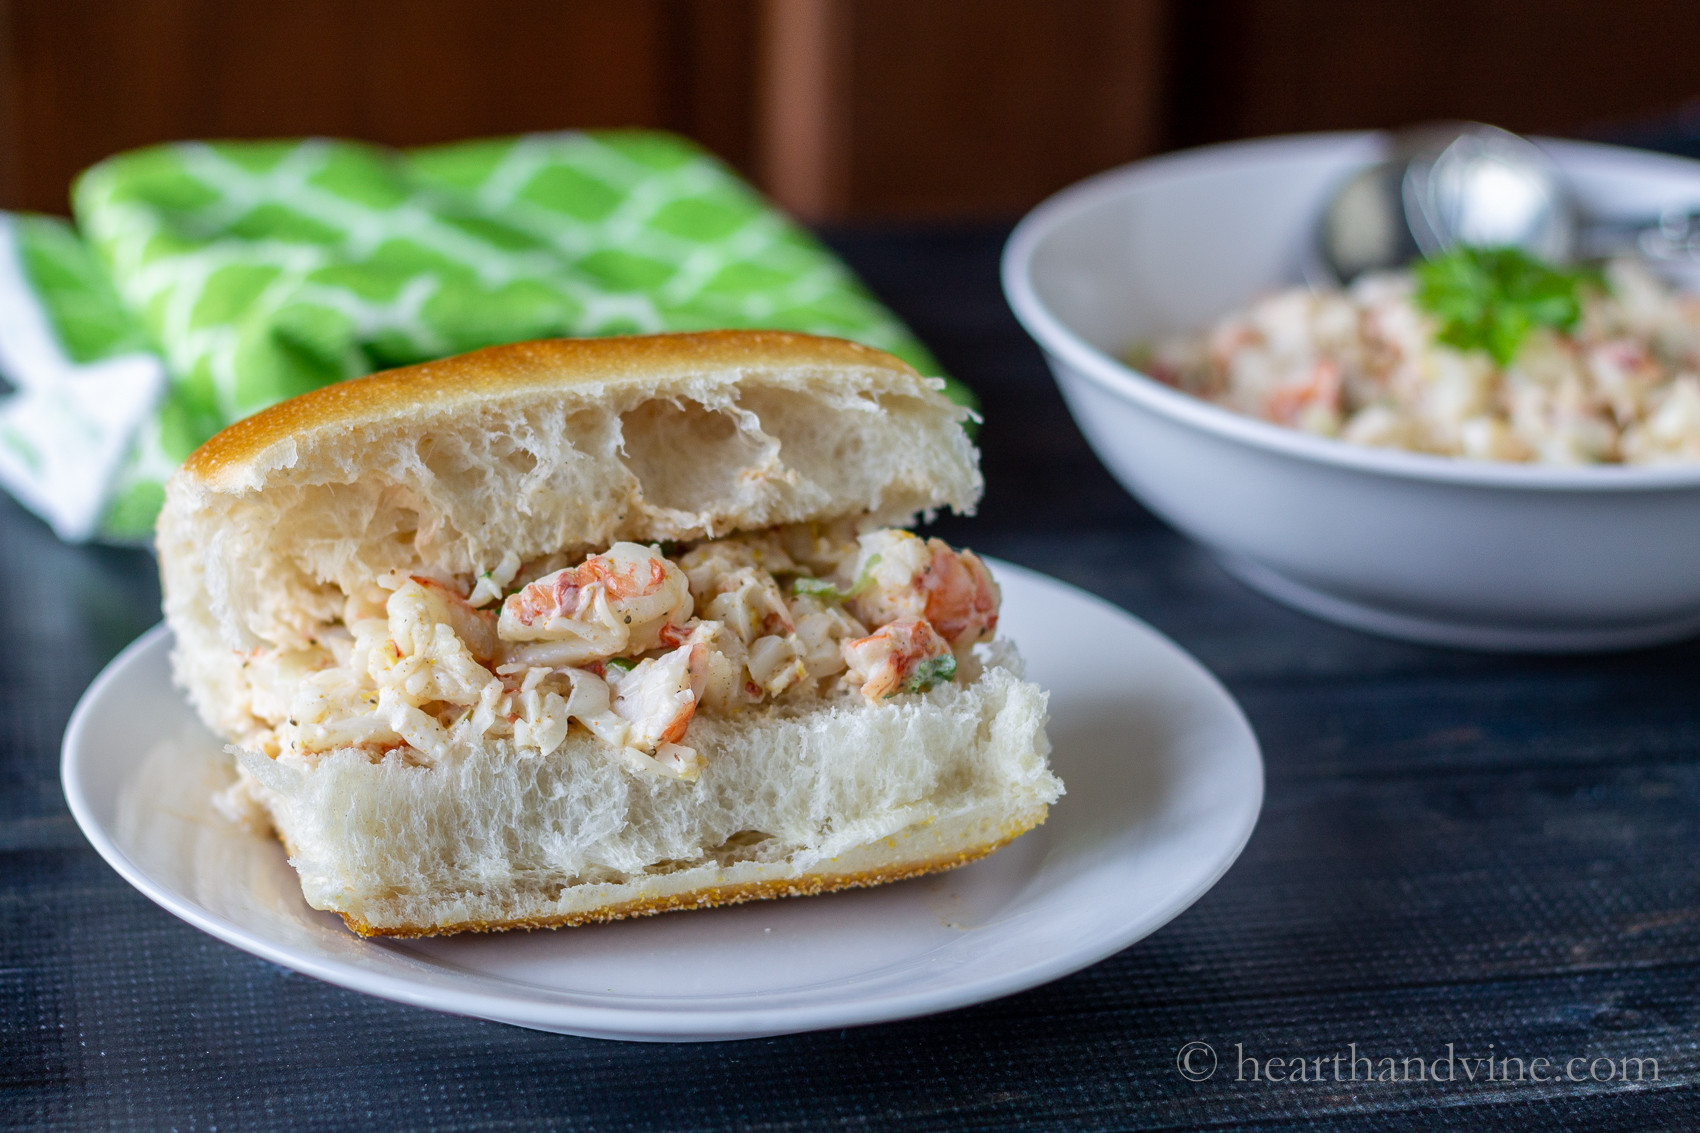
[1001,130,1700,493]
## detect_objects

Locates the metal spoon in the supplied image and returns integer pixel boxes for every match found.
[1316,122,1700,284]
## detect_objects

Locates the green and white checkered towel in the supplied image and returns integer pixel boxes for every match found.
[0,131,965,543]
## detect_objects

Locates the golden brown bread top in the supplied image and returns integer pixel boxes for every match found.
[183,330,922,490]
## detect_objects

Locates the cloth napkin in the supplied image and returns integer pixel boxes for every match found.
[0,131,960,543]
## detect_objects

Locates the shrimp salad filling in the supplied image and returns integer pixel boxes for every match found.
[1139,256,1700,465]
[232,525,1001,782]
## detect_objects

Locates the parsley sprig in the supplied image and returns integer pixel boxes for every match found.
[1413,246,1597,367]
[900,653,957,696]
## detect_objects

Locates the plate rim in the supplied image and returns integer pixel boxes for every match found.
[61,561,1264,1041]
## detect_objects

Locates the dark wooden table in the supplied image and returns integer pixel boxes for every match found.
[4,225,1698,1130]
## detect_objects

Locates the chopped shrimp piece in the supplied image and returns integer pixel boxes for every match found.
[652,742,701,779]
[602,739,701,781]
[678,621,763,712]
[678,533,796,594]
[247,646,335,721]
[702,568,794,644]
[920,545,1000,648]
[1587,338,1662,427]
[552,660,703,779]
[375,686,450,762]
[407,575,499,662]
[844,530,1000,648]
[512,686,572,758]
[498,542,692,666]
[374,579,497,706]
[609,642,703,750]
[679,538,797,644]
[841,617,955,702]
[775,518,862,576]
[1264,359,1342,427]
[560,667,632,750]
[788,593,866,680]
[746,635,807,697]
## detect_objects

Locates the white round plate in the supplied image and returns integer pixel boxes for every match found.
[61,561,1263,1042]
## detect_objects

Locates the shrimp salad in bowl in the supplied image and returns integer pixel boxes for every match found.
[221,522,1001,796]
[1003,132,1700,649]
[1137,247,1700,465]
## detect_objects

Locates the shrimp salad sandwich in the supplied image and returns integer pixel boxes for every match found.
[158,331,1062,937]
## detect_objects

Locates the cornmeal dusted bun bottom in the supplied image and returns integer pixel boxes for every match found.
[158,331,1061,938]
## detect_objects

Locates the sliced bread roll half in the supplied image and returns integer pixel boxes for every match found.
[157,330,1061,937]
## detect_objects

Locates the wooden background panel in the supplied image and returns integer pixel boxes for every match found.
[757,0,851,220]
[756,0,1168,221]
[841,0,1168,220]
[757,0,1700,220]
[671,0,760,178]
[0,0,759,215]
[2,0,1700,221]
[1170,0,1700,149]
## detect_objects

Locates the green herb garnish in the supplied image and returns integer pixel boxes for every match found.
[791,554,882,603]
[605,656,638,672]
[899,653,957,696]
[791,576,845,600]
[1414,245,1598,367]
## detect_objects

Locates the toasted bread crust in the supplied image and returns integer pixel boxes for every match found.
[339,818,1041,938]
[183,331,922,493]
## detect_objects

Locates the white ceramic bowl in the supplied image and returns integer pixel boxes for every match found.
[1003,132,1700,651]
